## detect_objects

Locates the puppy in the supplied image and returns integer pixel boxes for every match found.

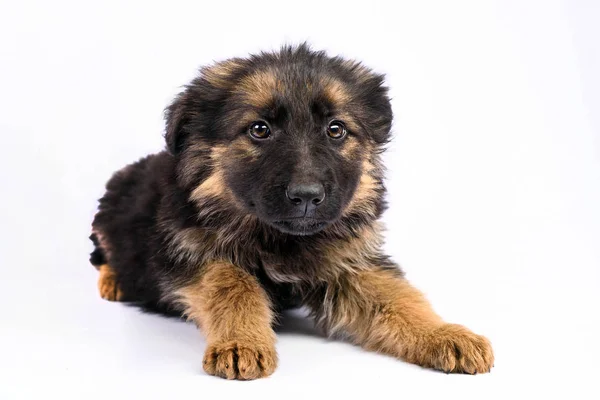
[90,44,494,379]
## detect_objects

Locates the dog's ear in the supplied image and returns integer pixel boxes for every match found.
[163,79,220,155]
[164,59,246,155]
[339,61,393,145]
[164,91,190,155]
[368,80,393,145]
[356,71,393,145]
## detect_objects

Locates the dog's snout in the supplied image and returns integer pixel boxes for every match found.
[286,182,325,210]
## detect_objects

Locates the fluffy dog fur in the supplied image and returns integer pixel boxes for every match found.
[90,44,493,379]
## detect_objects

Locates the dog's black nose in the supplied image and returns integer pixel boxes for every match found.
[286,182,325,209]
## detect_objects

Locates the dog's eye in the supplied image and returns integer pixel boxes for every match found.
[327,120,347,139]
[248,121,271,139]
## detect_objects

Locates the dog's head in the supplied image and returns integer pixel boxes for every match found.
[166,45,392,236]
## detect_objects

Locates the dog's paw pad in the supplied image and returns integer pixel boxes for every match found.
[203,340,277,380]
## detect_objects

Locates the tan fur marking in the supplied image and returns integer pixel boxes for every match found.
[238,70,281,108]
[318,269,494,374]
[319,223,384,278]
[343,159,380,216]
[97,264,123,302]
[340,136,360,159]
[192,172,227,199]
[172,227,213,257]
[189,145,230,201]
[231,137,260,161]
[188,143,256,208]
[176,262,277,380]
[333,111,362,133]
[322,78,351,105]
[204,60,244,88]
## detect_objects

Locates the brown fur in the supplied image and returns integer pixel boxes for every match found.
[97,264,123,301]
[342,158,382,217]
[203,59,246,89]
[230,137,260,161]
[322,77,351,105]
[309,267,494,374]
[339,135,361,159]
[188,145,236,205]
[238,70,281,108]
[190,172,228,201]
[175,262,277,379]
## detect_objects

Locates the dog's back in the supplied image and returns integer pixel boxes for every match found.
[90,153,171,308]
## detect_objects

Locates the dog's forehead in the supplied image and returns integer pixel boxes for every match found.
[236,66,351,112]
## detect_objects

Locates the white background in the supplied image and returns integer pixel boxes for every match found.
[1,0,599,398]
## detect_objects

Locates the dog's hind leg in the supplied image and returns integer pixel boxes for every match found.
[90,232,123,301]
[97,264,124,302]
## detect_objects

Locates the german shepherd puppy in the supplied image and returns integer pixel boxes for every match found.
[90,44,493,379]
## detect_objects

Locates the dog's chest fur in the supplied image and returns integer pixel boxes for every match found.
[166,219,385,286]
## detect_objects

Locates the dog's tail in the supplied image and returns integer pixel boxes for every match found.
[89,232,106,270]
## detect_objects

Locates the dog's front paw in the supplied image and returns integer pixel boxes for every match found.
[202,340,277,380]
[421,324,494,374]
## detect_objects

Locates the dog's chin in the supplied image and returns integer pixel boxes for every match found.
[267,218,330,236]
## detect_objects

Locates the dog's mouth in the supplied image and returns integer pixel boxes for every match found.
[269,217,329,236]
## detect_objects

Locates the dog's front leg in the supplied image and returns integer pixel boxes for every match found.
[309,267,494,374]
[176,262,277,380]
